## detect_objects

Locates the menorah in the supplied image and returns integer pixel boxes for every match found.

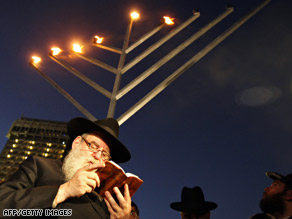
[30,0,270,125]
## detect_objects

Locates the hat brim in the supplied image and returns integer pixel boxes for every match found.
[67,118,131,163]
[266,172,283,181]
[266,172,292,189]
[170,201,217,213]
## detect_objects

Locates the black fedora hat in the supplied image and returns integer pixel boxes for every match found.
[67,117,131,163]
[170,186,217,214]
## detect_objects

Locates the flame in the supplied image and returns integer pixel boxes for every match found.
[32,56,41,64]
[51,47,62,56]
[163,16,175,25]
[73,44,83,53]
[94,36,104,44]
[130,11,140,19]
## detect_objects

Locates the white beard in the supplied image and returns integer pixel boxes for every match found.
[62,147,98,181]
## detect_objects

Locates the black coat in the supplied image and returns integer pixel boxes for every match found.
[0,156,109,218]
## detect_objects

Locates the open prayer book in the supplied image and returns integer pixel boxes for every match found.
[97,160,143,197]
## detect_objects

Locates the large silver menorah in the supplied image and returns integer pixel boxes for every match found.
[30,0,270,125]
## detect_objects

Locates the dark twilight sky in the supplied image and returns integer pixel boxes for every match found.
[1,0,292,218]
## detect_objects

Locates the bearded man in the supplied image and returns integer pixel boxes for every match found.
[0,117,132,219]
[250,172,292,219]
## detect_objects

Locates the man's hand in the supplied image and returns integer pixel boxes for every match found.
[104,184,131,219]
[53,163,103,206]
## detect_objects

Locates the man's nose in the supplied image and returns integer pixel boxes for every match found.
[264,187,269,192]
[92,150,103,160]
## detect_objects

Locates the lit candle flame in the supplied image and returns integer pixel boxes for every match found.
[51,47,62,56]
[73,44,83,53]
[131,11,140,19]
[94,36,104,44]
[32,56,41,64]
[163,16,175,25]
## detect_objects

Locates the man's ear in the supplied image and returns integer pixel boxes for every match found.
[285,189,292,201]
[72,136,82,150]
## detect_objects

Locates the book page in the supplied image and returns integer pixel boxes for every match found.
[125,172,140,178]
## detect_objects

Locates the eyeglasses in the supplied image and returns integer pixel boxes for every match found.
[80,136,111,161]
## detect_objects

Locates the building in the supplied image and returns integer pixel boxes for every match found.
[0,116,69,182]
